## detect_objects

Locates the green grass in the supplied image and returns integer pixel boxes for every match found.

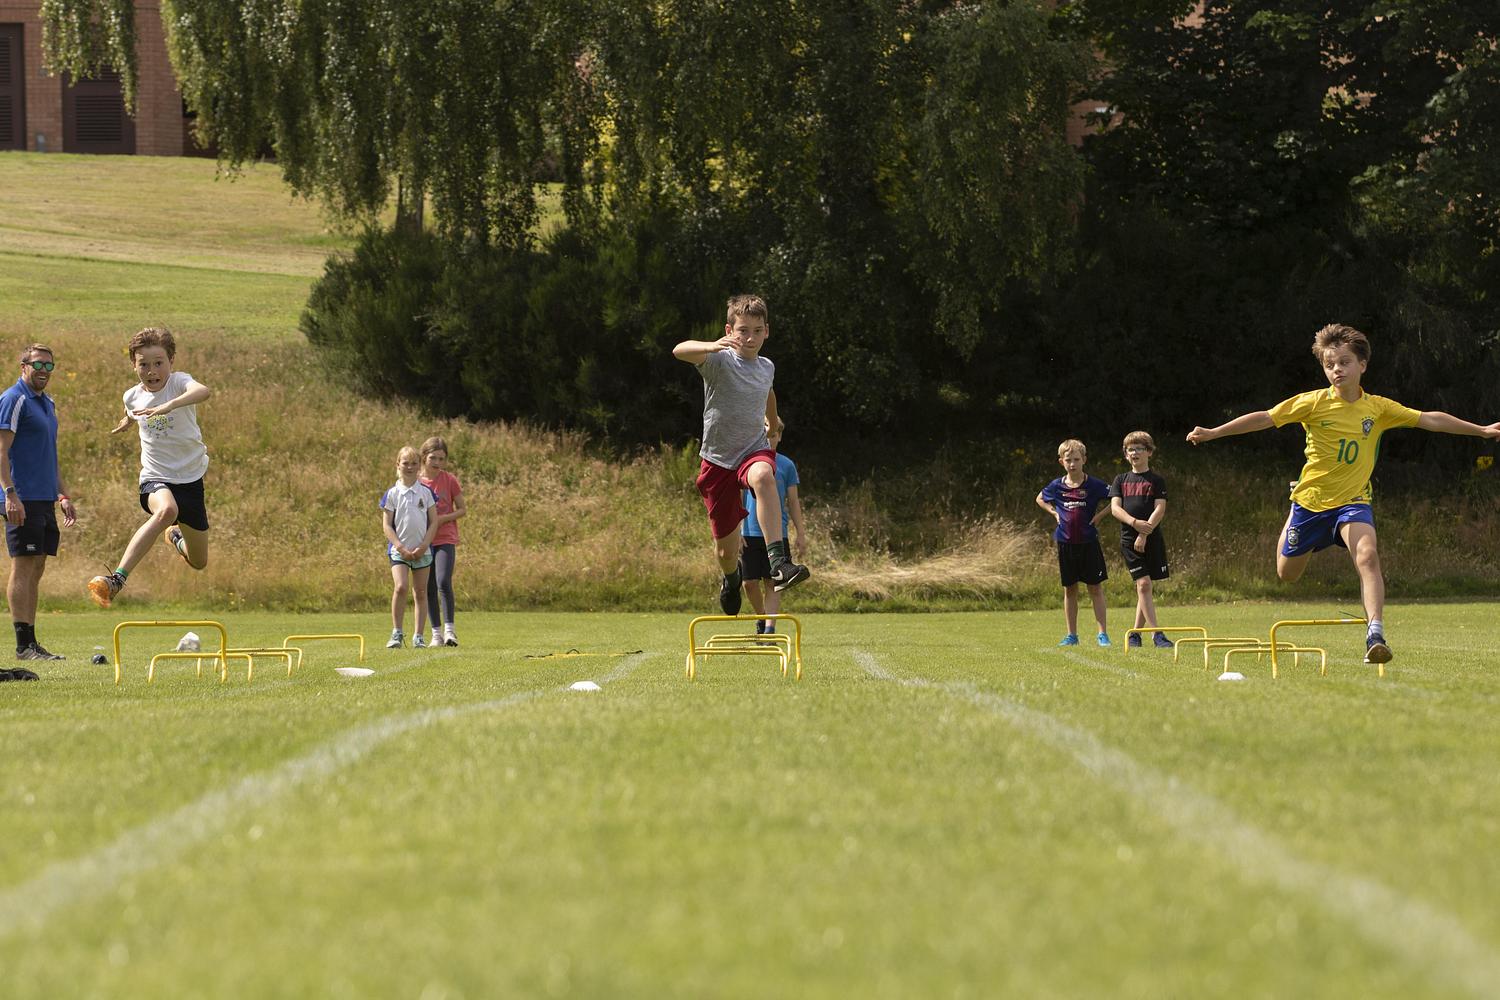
[3,604,1499,997]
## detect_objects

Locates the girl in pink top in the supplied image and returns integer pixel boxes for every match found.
[420,436,466,646]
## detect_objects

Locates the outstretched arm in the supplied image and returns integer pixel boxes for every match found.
[132,378,211,418]
[673,336,735,365]
[1416,412,1500,439]
[1187,411,1274,445]
[765,389,781,440]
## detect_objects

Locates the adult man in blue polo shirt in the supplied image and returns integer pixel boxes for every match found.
[0,344,77,677]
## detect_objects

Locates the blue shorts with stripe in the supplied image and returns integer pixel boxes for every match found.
[1282,502,1374,558]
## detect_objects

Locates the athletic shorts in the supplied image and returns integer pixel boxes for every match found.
[696,448,777,540]
[388,544,434,570]
[140,478,210,532]
[740,535,772,581]
[5,501,60,557]
[1121,532,1170,581]
[1281,502,1373,558]
[1057,540,1107,587]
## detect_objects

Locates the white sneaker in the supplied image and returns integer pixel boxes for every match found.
[386,629,404,649]
[413,634,427,649]
[443,626,458,647]
[431,629,442,647]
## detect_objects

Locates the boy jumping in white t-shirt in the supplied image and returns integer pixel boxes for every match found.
[88,327,213,608]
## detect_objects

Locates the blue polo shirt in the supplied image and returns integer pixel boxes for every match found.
[0,378,60,501]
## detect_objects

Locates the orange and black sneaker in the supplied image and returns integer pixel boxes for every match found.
[87,573,123,609]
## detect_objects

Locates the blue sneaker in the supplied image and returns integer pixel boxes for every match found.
[1058,634,1079,646]
[1364,632,1392,664]
[1153,632,1174,649]
[1127,632,1142,648]
[1097,633,1112,647]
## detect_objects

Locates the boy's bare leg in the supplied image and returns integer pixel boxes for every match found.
[390,564,411,631]
[713,526,742,574]
[1135,577,1158,629]
[1275,509,1313,582]
[1063,584,1080,635]
[8,555,44,624]
[412,567,432,636]
[744,579,768,617]
[1086,583,1108,634]
[745,461,784,544]
[175,523,209,569]
[117,490,180,575]
[1341,522,1385,623]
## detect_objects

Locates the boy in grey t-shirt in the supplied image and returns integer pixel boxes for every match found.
[674,295,810,615]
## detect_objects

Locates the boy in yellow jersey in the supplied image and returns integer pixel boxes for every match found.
[1187,324,1499,664]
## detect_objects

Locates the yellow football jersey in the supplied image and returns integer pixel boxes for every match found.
[1268,388,1420,511]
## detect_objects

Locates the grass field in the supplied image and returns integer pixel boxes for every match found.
[4,603,1499,998]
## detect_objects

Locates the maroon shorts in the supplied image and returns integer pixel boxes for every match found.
[696,449,776,539]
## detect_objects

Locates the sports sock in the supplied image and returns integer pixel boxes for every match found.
[766,539,790,569]
[113,567,129,582]
[15,621,35,650]
[1368,618,1384,638]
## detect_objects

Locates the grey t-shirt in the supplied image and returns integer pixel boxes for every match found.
[697,349,773,468]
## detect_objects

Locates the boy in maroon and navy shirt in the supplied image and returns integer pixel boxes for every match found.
[1036,439,1112,647]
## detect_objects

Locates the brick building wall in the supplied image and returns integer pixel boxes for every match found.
[0,0,183,155]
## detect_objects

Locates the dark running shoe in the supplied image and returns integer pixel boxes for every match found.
[17,643,64,661]
[1,667,41,681]
[769,561,809,593]
[1153,632,1175,649]
[718,573,743,616]
[1127,632,1143,648]
[1364,633,1393,664]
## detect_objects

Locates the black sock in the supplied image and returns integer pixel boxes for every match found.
[766,539,790,569]
[724,567,742,589]
[15,621,35,650]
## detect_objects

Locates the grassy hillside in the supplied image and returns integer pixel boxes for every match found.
[1,152,1496,613]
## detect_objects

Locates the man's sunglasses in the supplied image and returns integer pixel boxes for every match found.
[26,360,55,372]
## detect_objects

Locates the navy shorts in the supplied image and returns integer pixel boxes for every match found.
[140,478,210,532]
[5,501,60,557]
[739,535,772,581]
[1057,540,1107,587]
[1282,502,1373,557]
[1121,532,1170,581]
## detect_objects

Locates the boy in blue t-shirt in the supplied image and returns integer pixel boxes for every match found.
[740,420,805,634]
[1035,439,1112,647]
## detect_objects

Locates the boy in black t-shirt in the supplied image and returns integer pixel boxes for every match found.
[1109,431,1172,648]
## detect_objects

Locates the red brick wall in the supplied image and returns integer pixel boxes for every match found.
[0,1,183,155]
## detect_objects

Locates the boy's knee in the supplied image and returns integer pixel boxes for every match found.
[1135,576,1152,593]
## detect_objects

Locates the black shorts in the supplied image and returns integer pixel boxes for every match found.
[1121,532,1170,581]
[739,535,772,581]
[140,478,210,532]
[1057,540,1107,587]
[5,501,60,557]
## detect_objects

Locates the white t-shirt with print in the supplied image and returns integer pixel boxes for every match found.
[123,370,209,484]
[380,480,437,550]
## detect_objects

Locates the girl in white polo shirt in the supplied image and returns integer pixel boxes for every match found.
[379,446,438,648]
[88,327,212,608]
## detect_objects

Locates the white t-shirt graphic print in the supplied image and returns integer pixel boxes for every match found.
[123,370,210,483]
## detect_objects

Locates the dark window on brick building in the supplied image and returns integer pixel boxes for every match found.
[0,24,26,151]
[64,69,136,154]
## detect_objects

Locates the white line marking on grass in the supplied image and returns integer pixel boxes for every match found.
[1056,649,1144,679]
[851,649,1500,999]
[0,652,652,938]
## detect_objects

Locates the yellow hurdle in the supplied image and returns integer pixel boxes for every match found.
[1225,643,1326,678]
[227,647,301,681]
[1122,625,1207,654]
[282,634,366,672]
[686,613,803,681]
[1268,616,1368,678]
[112,620,230,685]
[1174,636,1262,669]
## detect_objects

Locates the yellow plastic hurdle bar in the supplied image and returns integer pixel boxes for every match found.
[1269,616,1368,678]
[686,613,803,681]
[1122,625,1207,653]
[227,647,302,681]
[1174,636,1262,669]
[112,620,229,685]
[282,634,366,673]
[1225,643,1327,678]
